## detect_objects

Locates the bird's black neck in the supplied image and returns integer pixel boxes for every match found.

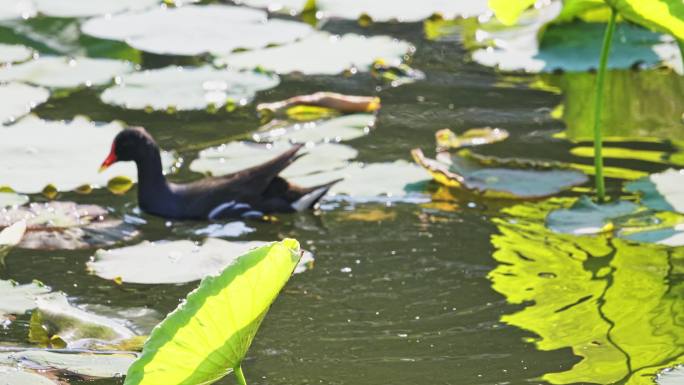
[135,149,176,214]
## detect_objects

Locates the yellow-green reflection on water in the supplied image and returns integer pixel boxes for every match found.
[489,199,684,384]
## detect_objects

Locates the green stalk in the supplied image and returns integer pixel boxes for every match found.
[234,365,247,385]
[592,7,617,202]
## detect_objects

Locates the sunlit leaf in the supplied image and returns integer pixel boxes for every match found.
[412,149,587,199]
[490,199,684,384]
[610,0,684,41]
[8,350,136,378]
[87,238,313,284]
[257,92,381,116]
[0,56,133,88]
[546,195,640,234]
[488,0,536,25]
[0,365,58,385]
[123,239,302,385]
[0,221,26,265]
[658,365,684,385]
[216,32,414,75]
[0,0,36,20]
[0,83,49,125]
[626,168,684,213]
[190,141,357,180]
[253,114,376,144]
[31,0,158,18]
[82,5,312,56]
[101,66,279,111]
[0,192,28,208]
[0,43,32,64]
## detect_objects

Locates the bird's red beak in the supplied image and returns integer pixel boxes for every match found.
[99,143,117,173]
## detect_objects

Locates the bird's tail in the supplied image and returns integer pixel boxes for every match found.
[290,178,343,212]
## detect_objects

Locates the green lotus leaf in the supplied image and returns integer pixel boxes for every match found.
[0,115,176,194]
[101,66,280,112]
[88,238,314,284]
[0,56,133,88]
[216,32,414,75]
[190,141,357,181]
[474,1,681,73]
[626,168,684,213]
[658,365,684,385]
[0,83,49,125]
[488,0,536,25]
[609,0,684,41]
[490,199,684,384]
[81,5,312,57]
[0,43,32,64]
[123,239,302,385]
[412,149,587,199]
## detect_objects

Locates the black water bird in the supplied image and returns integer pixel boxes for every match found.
[99,127,337,220]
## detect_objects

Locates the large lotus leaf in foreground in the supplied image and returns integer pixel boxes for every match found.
[0,56,133,88]
[123,239,302,385]
[217,32,414,75]
[490,199,684,384]
[411,149,587,199]
[82,5,312,56]
[88,238,314,284]
[0,83,49,124]
[101,66,279,111]
[0,115,175,194]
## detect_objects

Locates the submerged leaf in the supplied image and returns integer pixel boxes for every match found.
[101,66,280,111]
[217,32,414,75]
[435,127,509,150]
[0,83,49,124]
[82,5,312,56]
[0,201,138,250]
[123,239,302,385]
[88,238,313,284]
[412,149,587,199]
[0,56,133,88]
[257,92,381,116]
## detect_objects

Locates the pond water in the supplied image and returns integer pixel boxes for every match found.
[1,4,683,385]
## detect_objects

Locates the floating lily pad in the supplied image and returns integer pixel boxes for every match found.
[217,32,413,75]
[291,160,430,201]
[0,83,49,124]
[0,192,28,208]
[435,127,509,150]
[412,149,587,199]
[82,5,312,56]
[0,365,57,385]
[626,169,684,213]
[87,238,314,284]
[254,114,376,144]
[546,196,641,235]
[0,0,36,20]
[658,366,684,385]
[193,222,255,238]
[0,115,175,194]
[9,350,136,378]
[32,0,158,18]
[0,43,32,64]
[0,201,138,250]
[471,2,682,73]
[100,66,279,111]
[257,92,381,115]
[190,141,357,180]
[0,56,133,88]
[0,221,26,264]
[0,279,50,321]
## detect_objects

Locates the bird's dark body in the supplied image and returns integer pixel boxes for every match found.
[107,128,336,220]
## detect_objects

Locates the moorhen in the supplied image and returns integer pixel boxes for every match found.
[99,127,338,220]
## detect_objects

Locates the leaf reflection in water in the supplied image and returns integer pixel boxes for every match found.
[489,199,684,384]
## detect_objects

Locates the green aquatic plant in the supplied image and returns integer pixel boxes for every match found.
[489,199,684,384]
[123,239,302,385]
[489,0,684,201]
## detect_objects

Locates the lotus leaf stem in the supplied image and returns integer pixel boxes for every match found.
[234,365,248,385]
[592,7,617,202]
